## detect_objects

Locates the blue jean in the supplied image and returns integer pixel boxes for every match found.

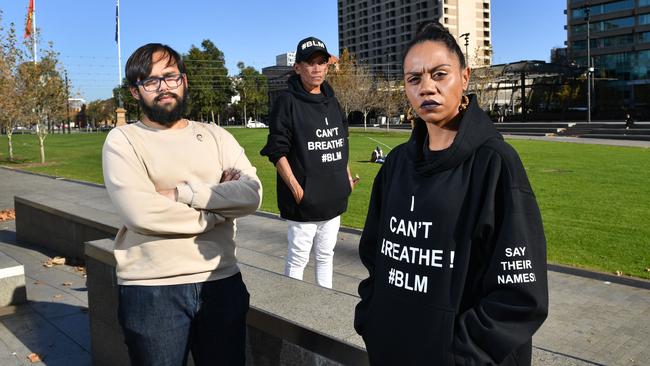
[117,272,249,366]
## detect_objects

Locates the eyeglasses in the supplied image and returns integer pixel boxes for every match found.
[136,74,184,92]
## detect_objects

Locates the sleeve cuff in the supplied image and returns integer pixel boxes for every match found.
[176,183,195,206]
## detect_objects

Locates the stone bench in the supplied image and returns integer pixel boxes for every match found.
[86,239,368,366]
[0,250,27,307]
[15,194,119,263]
[15,192,369,365]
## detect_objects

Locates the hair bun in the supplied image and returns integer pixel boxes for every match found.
[416,21,448,36]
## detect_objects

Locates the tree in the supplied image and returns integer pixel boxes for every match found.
[376,77,406,131]
[328,50,378,129]
[76,103,87,128]
[328,49,358,117]
[184,40,233,123]
[87,98,116,127]
[1,12,66,163]
[234,61,268,123]
[16,45,67,163]
[555,81,581,120]
[0,16,25,161]
[353,63,379,130]
[467,46,498,110]
[113,78,140,121]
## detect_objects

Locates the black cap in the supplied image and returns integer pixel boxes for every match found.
[295,37,331,63]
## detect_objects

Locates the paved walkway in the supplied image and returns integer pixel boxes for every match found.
[356,125,650,148]
[0,167,649,365]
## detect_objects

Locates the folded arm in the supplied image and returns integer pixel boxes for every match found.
[102,130,222,235]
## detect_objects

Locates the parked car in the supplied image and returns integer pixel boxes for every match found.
[246,120,267,128]
[11,126,33,134]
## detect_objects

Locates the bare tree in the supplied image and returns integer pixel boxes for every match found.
[467,46,498,110]
[351,62,378,130]
[376,78,406,131]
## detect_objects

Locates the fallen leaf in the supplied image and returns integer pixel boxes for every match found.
[33,281,42,285]
[73,266,86,274]
[615,270,623,276]
[52,294,63,300]
[27,353,41,362]
[62,282,73,286]
[42,256,66,268]
[0,209,16,221]
[645,268,650,272]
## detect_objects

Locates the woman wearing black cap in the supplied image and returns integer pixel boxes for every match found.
[354,22,548,365]
[261,37,358,289]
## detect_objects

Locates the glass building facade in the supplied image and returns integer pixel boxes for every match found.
[567,0,650,118]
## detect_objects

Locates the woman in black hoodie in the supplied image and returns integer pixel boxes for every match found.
[354,22,548,365]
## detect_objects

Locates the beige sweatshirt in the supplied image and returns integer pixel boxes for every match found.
[102,121,262,285]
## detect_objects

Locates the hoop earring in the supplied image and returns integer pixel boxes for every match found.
[406,106,415,121]
[459,95,469,113]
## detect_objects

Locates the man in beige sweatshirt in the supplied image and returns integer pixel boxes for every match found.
[102,43,261,366]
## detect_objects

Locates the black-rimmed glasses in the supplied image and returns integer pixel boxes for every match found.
[136,74,184,92]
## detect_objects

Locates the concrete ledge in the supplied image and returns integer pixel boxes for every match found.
[85,239,368,366]
[15,194,119,263]
[0,250,26,307]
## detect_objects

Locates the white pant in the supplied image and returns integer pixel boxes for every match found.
[285,216,340,289]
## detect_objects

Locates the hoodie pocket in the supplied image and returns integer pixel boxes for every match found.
[361,296,455,366]
[301,170,351,208]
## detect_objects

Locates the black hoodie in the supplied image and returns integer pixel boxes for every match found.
[354,96,548,366]
[261,75,351,222]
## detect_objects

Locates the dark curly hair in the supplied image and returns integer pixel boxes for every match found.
[125,43,186,87]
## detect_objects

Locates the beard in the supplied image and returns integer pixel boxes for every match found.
[139,90,187,127]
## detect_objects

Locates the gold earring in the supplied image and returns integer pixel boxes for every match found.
[406,107,417,129]
[459,95,469,113]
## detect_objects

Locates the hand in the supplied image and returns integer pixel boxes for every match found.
[157,188,178,201]
[292,183,304,204]
[220,168,241,182]
[349,174,360,190]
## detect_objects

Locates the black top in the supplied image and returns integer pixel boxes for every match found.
[260,75,351,221]
[355,95,548,366]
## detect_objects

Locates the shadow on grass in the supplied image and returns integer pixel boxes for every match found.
[0,158,30,165]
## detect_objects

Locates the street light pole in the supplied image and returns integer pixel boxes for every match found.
[585,5,592,123]
[460,33,470,62]
[65,71,70,134]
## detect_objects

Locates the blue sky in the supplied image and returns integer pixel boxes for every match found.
[1,0,567,102]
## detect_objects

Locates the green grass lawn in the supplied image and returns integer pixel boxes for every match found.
[1,129,649,279]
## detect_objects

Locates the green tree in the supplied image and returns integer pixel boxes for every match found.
[0,14,29,161]
[86,98,116,127]
[234,61,268,122]
[184,40,233,123]
[15,45,67,163]
[112,78,140,122]
[328,49,358,117]
[556,81,581,120]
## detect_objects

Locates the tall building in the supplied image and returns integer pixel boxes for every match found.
[338,0,492,77]
[276,52,296,67]
[262,55,295,113]
[566,0,650,117]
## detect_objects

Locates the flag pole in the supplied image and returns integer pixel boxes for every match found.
[116,0,123,107]
[32,0,37,63]
[117,0,122,84]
